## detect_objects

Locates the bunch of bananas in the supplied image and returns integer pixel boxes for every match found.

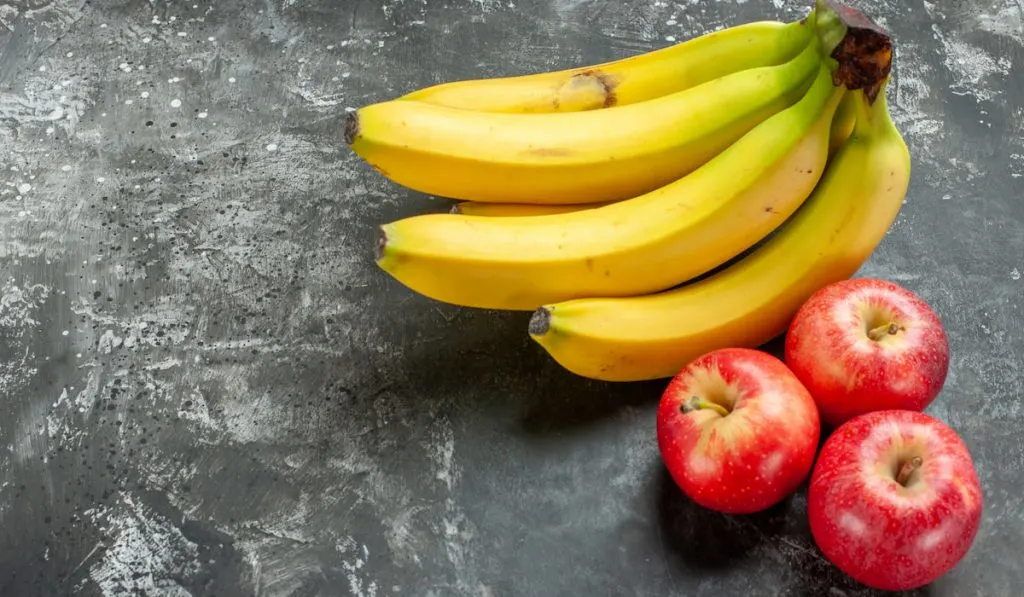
[346,1,907,383]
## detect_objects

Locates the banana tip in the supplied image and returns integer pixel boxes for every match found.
[528,307,552,337]
[344,112,360,145]
[374,226,388,261]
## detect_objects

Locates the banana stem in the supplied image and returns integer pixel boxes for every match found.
[814,0,893,102]
[848,75,894,139]
[814,1,845,58]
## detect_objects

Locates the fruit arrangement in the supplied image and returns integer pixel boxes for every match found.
[346,0,983,591]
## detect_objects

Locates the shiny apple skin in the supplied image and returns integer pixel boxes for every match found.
[808,409,983,591]
[656,347,820,514]
[784,278,951,428]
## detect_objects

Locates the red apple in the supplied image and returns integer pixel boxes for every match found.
[808,409,983,591]
[656,347,820,514]
[784,277,950,428]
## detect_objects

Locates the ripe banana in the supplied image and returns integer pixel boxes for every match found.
[450,201,608,217]
[346,41,822,205]
[375,63,845,311]
[398,16,816,113]
[528,83,910,382]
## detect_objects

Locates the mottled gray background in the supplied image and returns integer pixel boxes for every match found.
[0,0,1021,595]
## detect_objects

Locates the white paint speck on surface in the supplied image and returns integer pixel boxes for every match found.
[142,37,152,43]
[228,77,236,83]
[1012,268,1022,281]
[17,183,32,194]
[61,165,72,172]
[87,493,201,596]
[170,99,182,108]
[932,23,1010,102]
[266,143,278,152]
[976,1,1024,45]
[140,91,149,98]
[197,112,208,119]
[96,177,106,183]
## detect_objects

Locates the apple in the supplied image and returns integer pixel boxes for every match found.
[784,277,950,428]
[656,347,820,514]
[808,409,983,591]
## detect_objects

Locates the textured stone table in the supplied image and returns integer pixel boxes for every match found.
[0,0,1021,595]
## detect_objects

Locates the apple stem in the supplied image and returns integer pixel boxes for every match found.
[681,396,730,418]
[868,321,902,341]
[896,456,923,487]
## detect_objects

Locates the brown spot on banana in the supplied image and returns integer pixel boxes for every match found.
[555,69,620,111]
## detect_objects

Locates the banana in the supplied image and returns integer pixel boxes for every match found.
[375,63,845,311]
[528,83,910,382]
[829,91,857,156]
[450,201,608,217]
[398,16,816,114]
[346,41,822,205]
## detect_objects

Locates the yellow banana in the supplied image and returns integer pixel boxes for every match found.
[448,62,849,220]
[398,16,816,113]
[346,42,822,205]
[450,201,608,217]
[375,64,845,311]
[528,83,910,382]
